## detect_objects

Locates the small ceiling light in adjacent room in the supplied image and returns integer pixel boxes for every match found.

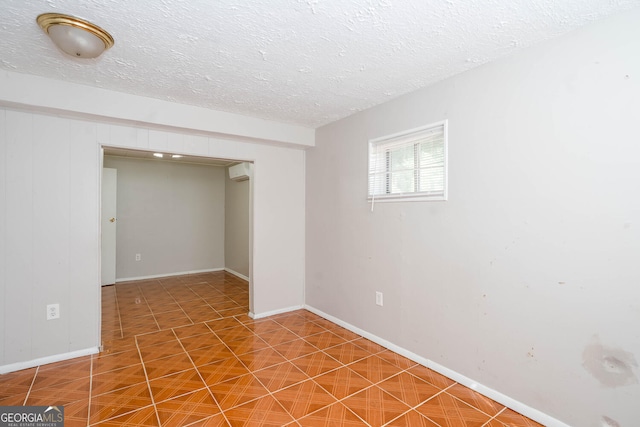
[153,153,164,158]
[172,155,183,158]
[36,13,114,59]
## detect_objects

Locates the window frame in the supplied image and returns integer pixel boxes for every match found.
[367,120,448,203]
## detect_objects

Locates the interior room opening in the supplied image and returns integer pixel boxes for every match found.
[99,146,253,345]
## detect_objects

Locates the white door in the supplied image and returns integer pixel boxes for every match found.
[101,168,117,286]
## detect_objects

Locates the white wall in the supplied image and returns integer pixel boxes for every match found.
[306,9,640,427]
[0,102,305,372]
[103,156,226,280]
[0,71,314,148]
[225,169,251,278]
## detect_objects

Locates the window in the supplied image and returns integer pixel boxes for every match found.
[368,120,447,202]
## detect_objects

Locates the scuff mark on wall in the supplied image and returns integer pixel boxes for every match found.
[582,335,638,388]
[527,346,535,359]
[601,415,620,427]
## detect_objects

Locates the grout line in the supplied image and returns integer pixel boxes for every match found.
[113,284,124,339]
[135,333,162,427]
[233,350,303,424]
[175,327,234,427]
[239,317,370,425]
[22,365,39,406]
[254,321,454,427]
[85,355,94,427]
[379,384,451,426]
[441,382,503,420]
[93,273,517,426]
[141,282,162,331]
[193,314,314,424]
[482,405,508,426]
[204,307,407,425]
[157,280,194,329]
[258,331,374,425]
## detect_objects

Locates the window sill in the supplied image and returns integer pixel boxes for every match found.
[367,194,447,203]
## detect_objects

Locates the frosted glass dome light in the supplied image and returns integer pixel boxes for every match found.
[37,13,114,59]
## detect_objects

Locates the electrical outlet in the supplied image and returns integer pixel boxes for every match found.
[135,253,141,261]
[47,304,60,320]
[375,291,383,306]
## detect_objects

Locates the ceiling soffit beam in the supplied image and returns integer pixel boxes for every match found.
[0,70,315,149]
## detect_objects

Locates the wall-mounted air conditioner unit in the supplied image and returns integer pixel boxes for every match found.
[228,162,251,181]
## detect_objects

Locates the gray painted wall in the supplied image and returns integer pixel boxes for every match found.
[103,156,226,280]
[225,168,251,278]
[306,9,640,427]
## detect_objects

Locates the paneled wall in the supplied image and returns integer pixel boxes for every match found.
[0,110,100,367]
[0,107,305,371]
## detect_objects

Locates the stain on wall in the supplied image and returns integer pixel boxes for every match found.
[582,335,638,388]
[602,415,621,427]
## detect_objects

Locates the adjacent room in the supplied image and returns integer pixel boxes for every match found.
[1,1,639,426]
[100,149,253,346]
[101,149,251,285]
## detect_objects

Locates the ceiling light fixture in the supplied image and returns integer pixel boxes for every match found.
[36,13,114,59]
[153,153,164,158]
[172,155,183,158]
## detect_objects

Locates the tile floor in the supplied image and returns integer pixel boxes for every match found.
[0,271,543,426]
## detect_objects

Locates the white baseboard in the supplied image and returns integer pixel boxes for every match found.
[250,305,304,320]
[116,268,224,283]
[303,304,570,427]
[0,347,100,375]
[224,268,249,282]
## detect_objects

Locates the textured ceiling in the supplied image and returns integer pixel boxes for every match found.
[1,0,637,128]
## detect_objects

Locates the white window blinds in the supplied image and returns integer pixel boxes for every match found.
[368,120,447,202]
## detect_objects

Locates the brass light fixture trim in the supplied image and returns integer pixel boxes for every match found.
[36,13,114,58]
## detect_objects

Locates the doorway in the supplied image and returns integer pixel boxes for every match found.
[99,147,254,333]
